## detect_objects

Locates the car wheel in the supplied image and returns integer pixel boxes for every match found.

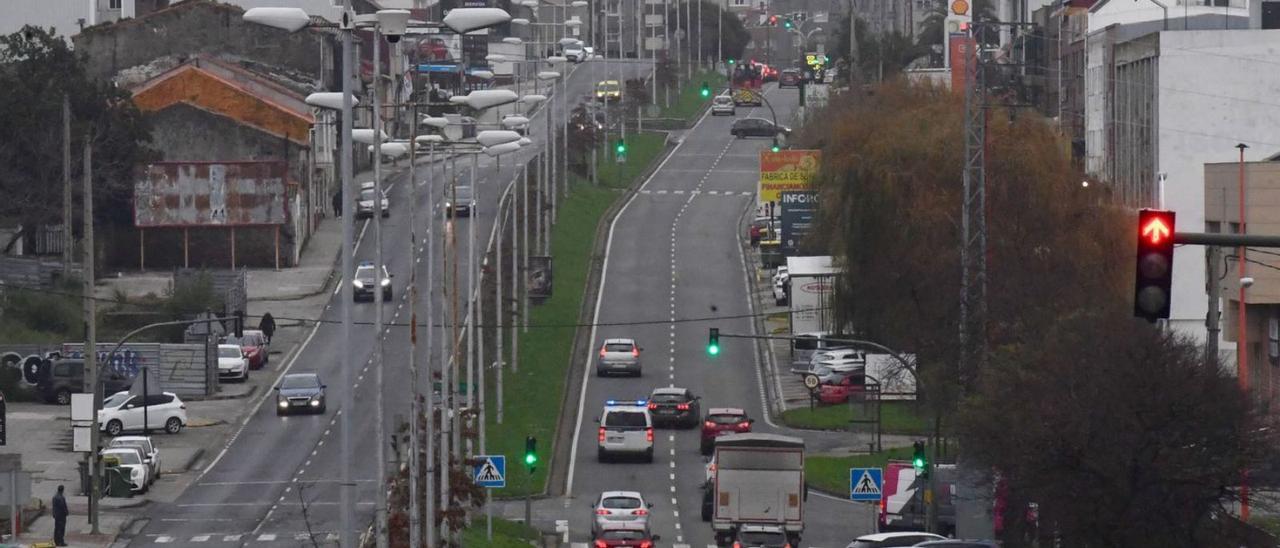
[644,448,654,463]
[55,388,72,406]
[596,367,605,377]
[164,417,183,435]
[106,420,123,437]
[318,404,327,414]
[700,441,712,455]
[597,448,608,462]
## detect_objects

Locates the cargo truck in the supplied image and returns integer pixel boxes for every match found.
[708,433,806,545]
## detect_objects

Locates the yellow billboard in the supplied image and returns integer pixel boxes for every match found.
[759,150,821,204]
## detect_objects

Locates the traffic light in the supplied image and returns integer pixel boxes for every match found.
[728,58,736,66]
[700,82,711,97]
[707,328,720,356]
[784,18,793,29]
[524,436,538,472]
[769,15,778,26]
[912,441,928,478]
[1134,208,1176,322]
[770,138,780,153]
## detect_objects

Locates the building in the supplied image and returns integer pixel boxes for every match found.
[1205,159,1280,410]
[2,0,169,39]
[1083,0,1280,341]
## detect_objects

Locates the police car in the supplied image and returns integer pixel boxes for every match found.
[596,400,654,463]
[353,260,393,302]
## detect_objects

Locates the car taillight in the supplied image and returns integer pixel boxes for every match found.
[647,402,657,410]
[598,427,606,442]
[595,508,609,515]
[631,508,648,516]
[599,348,606,358]
[733,543,741,548]
[704,421,716,429]
[640,542,652,548]
[676,403,690,411]
[632,348,639,357]
[646,428,653,442]
[737,421,750,430]
[594,541,607,548]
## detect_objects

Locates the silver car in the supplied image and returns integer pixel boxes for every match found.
[596,400,654,462]
[356,187,390,218]
[591,490,651,537]
[108,435,161,483]
[596,338,642,377]
[712,94,736,116]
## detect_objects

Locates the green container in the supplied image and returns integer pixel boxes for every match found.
[104,467,134,498]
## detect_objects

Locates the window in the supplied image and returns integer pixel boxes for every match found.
[603,411,647,428]
[1206,221,1221,234]
[109,0,122,9]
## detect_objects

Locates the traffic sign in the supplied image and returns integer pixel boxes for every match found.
[474,455,506,488]
[849,467,883,501]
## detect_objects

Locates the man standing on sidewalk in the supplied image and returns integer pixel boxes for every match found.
[332,189,343,218]
[52,485,68,546]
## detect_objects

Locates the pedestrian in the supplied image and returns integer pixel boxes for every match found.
[258,312,276,344]
[52,484,68,547]
[332,188,343,218]
[749,224,762,248]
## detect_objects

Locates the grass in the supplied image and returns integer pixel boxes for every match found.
[780,401,936,436]
[806,442,954,495]
[483,131,669,497]
[657,69,722,121]
[460,516,541,547]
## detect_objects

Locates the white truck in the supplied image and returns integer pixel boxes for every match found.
[709,433,806,545]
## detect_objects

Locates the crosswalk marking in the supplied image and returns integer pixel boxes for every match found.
[155,537,173,544]
[637,189,754,196]
[191,535,210,542]
[257,533,277,541]
[222,535,241,542]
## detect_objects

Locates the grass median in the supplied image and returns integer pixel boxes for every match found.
[461,517,541,547]
[658,69,722,121]
[806,442,954,495]
[780,401,934,435]
[484,131,668,498]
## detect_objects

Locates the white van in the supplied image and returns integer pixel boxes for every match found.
[790,332,850,365]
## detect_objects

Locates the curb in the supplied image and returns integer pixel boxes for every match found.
[184,384,257,402]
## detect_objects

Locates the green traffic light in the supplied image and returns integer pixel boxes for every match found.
[728,59,736,65]
[700,82,710,97]
[707,328,720,356]
[525,453,537,465]
[771,144,780,153]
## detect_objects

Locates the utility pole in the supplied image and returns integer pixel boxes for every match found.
[496,190,505,424]
[83,133,100,536]
[958,21,987,392]
[1206,244,1222,366]
[523,162,531,337]
[339,7,357,544]
[467,154,478,457]
[424,140,437,547]
[63,95,73,270]
[372,29,389,548]
[407,102,422,548]
[697,0,702,70]
[848,0,857,79]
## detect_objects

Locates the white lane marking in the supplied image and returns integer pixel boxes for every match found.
[223,535,242,542]
[190,535,210,542]
[258,533,277,541]
[155,536,173,543]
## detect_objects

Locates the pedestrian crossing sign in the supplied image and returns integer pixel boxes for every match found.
[849,467,883,501]
[474,455,506,488]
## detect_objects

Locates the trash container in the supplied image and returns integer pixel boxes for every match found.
[104,467,133,498]
[77,460,90,496]
[460,116,477,139]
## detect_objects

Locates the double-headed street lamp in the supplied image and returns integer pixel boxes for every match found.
[244,5,511,548]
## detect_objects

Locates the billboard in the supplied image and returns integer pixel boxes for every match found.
[759,150,821,205]
[780,190,820,256]
[134,161,288,227]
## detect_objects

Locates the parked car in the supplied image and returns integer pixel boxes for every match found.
[593,522,658,547]
[100,447,150,493]
[37,358,133,405]
[591,491,651,538]
[275,372,327,415]
[445,184,476,217]
[711,94,736,116]
[224,330,269,369]
[700,407,752,455]
[647,387,700,428]
[596,400,653,462]
[596,338,642,377]
[779,68,802,87]
[353,261,393,302]
[731,117,790,138]
[217,344,249,382]
[99,391,188,436]
[107,435,161,482]
[846,532,946,548]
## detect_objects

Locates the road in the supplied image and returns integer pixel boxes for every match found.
[560,82,874,548]
[122,58,651,547]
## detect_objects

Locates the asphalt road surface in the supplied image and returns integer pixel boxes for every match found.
[123,58,652,547]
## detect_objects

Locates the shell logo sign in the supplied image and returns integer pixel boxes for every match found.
[758,150,821,204]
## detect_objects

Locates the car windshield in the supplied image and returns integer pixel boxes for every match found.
[103,392,131,408]
[708,414,746,425]
[651,393,686,403]
[360,189,379,201]
[219,346,241,358]
[599,530,645,540]
[598,82,620,91]
[108,451,141,465]
[715,97,732,104]
[740,531,787,544]
[356,266,376,279]
[601,496,642,509]
[605,343,633,352]
[243,333,266,346]
[454,187,473,200]
[281,375,319,390]
[603,411,647,428]
[112,440,151,453]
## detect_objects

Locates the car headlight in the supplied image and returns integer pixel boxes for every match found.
[310,398,321,407]
[278,399,289,408]
[445,201,452,208]
[381,279,391,287]
[353,280,365,288]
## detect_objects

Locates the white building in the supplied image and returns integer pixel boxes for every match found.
[4,0,149,38]
[1084,0,1280,341]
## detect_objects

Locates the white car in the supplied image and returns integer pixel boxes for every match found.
[596,400,654,462]
[217,343,249,382]
[108,435,161,483]
[845,532,945,548]
[591,491,651,537]
[99,391,188,436]
[563,42,585,63]
[100,447,150,493]
[711,94,736,116]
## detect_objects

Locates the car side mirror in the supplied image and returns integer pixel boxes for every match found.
[321,384,328,389]
[647,502,654,508]
[651,535,661,542]
[273,386,281,391]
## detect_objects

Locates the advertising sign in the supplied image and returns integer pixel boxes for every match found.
[134,161,288,227]
[758,150,821,205]
[949,32,975,92]
[780,191,819,256]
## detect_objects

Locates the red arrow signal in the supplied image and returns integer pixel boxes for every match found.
[1142,217,1171,244]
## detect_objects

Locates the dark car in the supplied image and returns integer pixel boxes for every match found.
[731,117,790,139]
[445,185,476,217]
[38,359,133,405]
[275,373,326,415]
[647,387,700,428]
[779,69,802,87]
[353,261,393,302]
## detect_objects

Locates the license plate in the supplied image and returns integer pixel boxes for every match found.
[607,436,624,443]
[611,363,628,368]
[657,409,674,414]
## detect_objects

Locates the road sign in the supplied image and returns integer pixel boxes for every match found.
[780,190,819,256]
[474,455,506,488]
[850,467,883,501]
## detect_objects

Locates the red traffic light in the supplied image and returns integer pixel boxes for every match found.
[769,15,778,25]
[1134,209,1176,322]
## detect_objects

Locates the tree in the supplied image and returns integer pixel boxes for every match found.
[829,17,930,82]
[664,0,748,65]
[0,26,155,233]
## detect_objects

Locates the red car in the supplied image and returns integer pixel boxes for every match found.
[700,407,753,455]
[227,330,269,370]
[594,522,658,547]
